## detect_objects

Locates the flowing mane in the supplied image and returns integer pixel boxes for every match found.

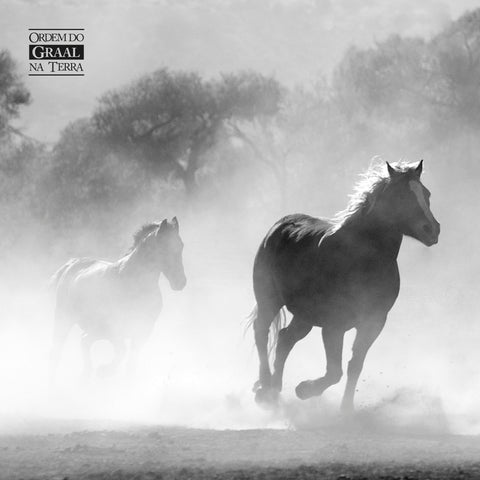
[331,161,416,231]
[129,222,160,252]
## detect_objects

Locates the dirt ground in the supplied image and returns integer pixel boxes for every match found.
[1,419,480,480]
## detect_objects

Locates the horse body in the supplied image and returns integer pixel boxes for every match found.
[50,218,186,382]
[252,161,440,411]
[255,213,401,328]
[57,257,162,340]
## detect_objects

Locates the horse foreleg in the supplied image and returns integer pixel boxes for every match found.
[97,338,127,378]
[341,320,384,413]
[126,334,149,379]
[81,333,94,382]
[296,326,344,400]
[271,316,312,392]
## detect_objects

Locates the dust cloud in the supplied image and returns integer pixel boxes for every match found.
[1,1,480,443]
[1,158,479,438]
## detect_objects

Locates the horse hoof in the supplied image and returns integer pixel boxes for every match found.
[254,387,279,407]
[295,380,315,400]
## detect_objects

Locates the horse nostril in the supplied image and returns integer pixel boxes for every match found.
[423,224,432,235]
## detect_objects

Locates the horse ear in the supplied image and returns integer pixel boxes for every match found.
[386,162,401,179]
[172,216,179,232]
[159,219,168,232]
[415,159,423,177]
[386,162,399,178]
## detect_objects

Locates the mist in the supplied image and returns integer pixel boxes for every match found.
[2,0,479,141]
[2,1,480,450]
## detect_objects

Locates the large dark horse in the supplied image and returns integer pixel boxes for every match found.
[49,217,186,382]
[251,161,440,412]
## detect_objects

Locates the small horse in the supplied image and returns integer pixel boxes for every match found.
[49,217,186,382]
[251,161,440,412]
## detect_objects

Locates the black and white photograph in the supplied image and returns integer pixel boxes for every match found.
[1,1,480,478]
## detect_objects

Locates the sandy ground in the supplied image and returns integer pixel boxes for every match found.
[1,419,480,480]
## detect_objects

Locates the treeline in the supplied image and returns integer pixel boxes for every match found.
[1,9,480,266]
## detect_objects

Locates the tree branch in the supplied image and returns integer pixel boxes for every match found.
[5,125,42,145]
[134,116,178,140]
[228,122,277,171]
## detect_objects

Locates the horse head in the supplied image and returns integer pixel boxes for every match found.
[156,217,187,290]
[381,160,440,246]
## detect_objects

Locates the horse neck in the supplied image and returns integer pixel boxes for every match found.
[339,210,403,260]
[117,243,163,281]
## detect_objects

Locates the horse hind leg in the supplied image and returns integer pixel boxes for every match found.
[271,315,312,393]
[252,300,282,404]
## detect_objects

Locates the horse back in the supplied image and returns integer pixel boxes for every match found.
[260,214,330,255]
[254,214,331,302]
[52,258,101,289]
[53,255,161,338]
[52,257,111,305]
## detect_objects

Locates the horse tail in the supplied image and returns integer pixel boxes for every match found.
[245,304,287,360]
[267,307,287,360]
[244,304,258,334]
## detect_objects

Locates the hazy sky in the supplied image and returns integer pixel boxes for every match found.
[2,0,480,141]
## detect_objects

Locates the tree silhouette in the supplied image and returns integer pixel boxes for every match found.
[0,50,31,138]
[92,69,283,194]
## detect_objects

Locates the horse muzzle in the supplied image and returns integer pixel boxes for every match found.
[418,220,440,246]
[170,276,187,291]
